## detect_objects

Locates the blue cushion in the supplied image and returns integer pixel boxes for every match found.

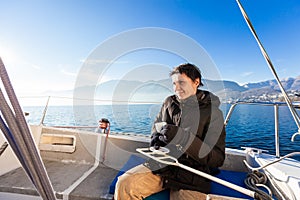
[144,170,248,200]
[212,170,249,199]
[109,154,146,194]
[109,155,249,199]
[144,189,170,200]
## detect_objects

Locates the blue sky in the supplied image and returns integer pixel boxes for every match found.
[0,0,300,96]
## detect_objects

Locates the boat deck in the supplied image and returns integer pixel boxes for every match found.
[0,160,117,200]
[0,126,252,200]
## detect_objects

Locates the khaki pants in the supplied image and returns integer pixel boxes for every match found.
[114,164,207,200]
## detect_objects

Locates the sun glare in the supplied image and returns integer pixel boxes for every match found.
[0,47,17,65]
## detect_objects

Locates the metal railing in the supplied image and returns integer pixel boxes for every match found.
[224,101,300,157]
[23,95,300,158]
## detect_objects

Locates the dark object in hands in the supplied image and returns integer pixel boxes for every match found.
[160,124,179,143]
[150,133,167,149]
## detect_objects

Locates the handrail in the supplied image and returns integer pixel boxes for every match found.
[52,125,98,129]
[23,94,299,151]
[224,103,237,126]
[40,96,51,125]
[19,95,163,105]
[224,101,300,157]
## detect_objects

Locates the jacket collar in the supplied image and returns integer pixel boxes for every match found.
[171,89,220,107]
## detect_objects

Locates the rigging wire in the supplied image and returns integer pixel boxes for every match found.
[243,151,300,171]
[235,1,300,199]
[235,0,300,132]
[0,57,57,200]
[0,141,8,156]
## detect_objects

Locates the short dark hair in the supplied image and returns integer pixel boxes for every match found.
[170,63,203,87]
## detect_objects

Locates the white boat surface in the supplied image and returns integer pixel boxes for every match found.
[1,100,300,200]
[1,1,300,199]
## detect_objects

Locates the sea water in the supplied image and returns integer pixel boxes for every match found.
[24,104,300,160]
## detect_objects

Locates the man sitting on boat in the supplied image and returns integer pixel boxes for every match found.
[114,63,226,200]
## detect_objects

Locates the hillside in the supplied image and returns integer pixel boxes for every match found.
[48,76,300,103]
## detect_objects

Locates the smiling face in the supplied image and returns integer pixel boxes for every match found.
[171,73,200,100]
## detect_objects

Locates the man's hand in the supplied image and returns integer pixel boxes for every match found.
[150,132,166,149]
[160,124,179,143]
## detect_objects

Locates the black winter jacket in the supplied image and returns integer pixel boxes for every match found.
[147,89,226,193]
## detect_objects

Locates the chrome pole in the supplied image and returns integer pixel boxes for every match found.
[224,103,237,126]
[274,104,280,157]
[40,96,51,125]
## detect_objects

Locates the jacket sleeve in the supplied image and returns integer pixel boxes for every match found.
[175,107,226,168]
[150,106,163,138]
[150,97,171,138]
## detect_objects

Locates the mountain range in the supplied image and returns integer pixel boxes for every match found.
[50,76,300,104]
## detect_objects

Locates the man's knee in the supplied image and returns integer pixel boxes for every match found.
[116,173,129,191]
